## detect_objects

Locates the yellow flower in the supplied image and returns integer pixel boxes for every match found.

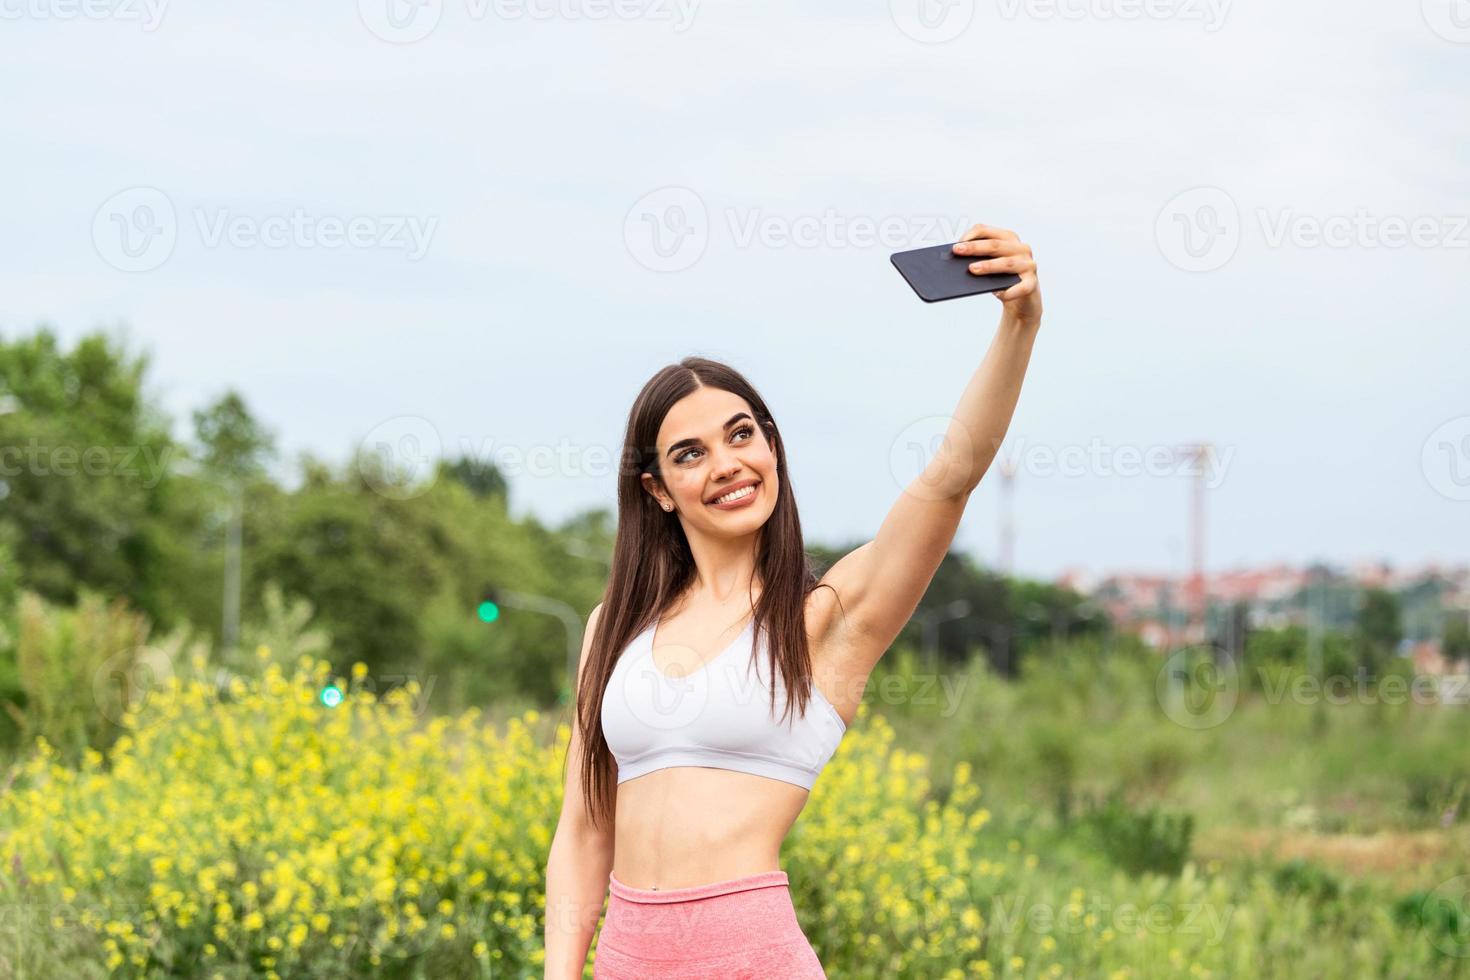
[243,912,264,931]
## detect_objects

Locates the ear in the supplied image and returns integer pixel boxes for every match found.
[640,471,670,509]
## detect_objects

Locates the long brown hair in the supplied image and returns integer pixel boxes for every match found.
[574,355,838,831]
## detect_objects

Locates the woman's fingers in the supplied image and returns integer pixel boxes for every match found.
[968,254,1037,276]
[956,223,1020,243]
[952,237,1031,257]
[950,221,1041,313]
[996,274,1038,301]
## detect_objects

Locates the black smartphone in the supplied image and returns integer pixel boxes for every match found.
[891,242,1022,303]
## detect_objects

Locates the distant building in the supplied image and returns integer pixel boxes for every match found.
[1057,560,1470,660]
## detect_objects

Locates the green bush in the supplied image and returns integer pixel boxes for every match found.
[1271,859,1342,903]
[1404,770,1469,824]
[11,590,151,764]
[1073,790,1195,877]
[1393,884,1470,950]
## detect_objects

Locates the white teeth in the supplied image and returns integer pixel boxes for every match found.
[711,484,756,505]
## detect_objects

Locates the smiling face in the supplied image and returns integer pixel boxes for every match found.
[642,385,780,531]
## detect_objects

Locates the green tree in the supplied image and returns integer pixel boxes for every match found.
[1355,587,1403,674]
[192,389,275,483]
[1444,611,1470,663]
[187,390,277,653]
[0,329,181,623]
[441,455,508,502]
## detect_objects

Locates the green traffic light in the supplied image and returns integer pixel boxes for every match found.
[477,601,500,623]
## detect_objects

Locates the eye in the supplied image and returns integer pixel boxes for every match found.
[674,424,757,465]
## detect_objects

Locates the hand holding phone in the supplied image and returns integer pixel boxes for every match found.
[891,241,1023,303]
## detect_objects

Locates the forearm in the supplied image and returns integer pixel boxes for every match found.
[937,308,1042,494]
[543,825,614,979]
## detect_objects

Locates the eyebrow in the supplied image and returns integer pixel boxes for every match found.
[665,412,753,459]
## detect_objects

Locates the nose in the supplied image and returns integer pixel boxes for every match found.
[708,443,742,480]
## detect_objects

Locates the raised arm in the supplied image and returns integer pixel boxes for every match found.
[818,224,1042,667]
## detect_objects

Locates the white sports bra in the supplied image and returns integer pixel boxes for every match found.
[600,615,847,791]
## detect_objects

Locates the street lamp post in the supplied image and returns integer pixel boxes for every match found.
[494,590,586,704]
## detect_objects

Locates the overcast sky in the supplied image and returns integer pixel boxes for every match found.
[2,0,1466,580]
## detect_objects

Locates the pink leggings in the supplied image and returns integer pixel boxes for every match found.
[592,869,827,979]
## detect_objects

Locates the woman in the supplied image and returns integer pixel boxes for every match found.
[543,223,1042,978]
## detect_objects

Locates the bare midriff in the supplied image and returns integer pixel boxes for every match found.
[610,767,812,890]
